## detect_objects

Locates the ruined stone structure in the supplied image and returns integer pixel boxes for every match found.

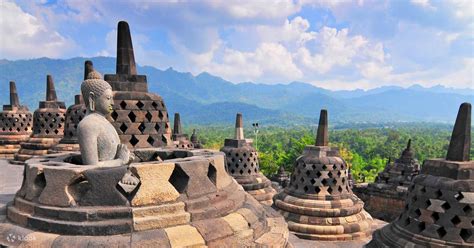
[0,149,290,247]
[171,113,193,149]
[368,102,473,247]
[48,61,91,154]
[353,139,421,221]
[191,129,203,149]
[273,109,375,241]
[221,113,276,206]
[0,81,33,159]
[105,21,171,149]
[13,75,66,163]
[270,165,291,192]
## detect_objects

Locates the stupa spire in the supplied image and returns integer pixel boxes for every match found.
[235,113,244,140]
[173,113,182,135]
[9,81,20,106]
[446,102,471,161]
[46,75,57,101]
[84,60,94,80]
[116,21,137,75]
[315,109,328,146]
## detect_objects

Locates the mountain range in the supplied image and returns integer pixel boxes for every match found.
[0,57,472,126]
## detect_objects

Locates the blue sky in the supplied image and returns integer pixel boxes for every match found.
[1,0,473,90]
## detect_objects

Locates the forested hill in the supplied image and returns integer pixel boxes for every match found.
[0,57,472,126]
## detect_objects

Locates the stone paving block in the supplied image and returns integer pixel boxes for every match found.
[164,225,206,247]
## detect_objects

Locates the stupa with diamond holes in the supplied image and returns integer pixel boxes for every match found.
[13,75,66,163]
[220,113,276,206]
[105,21,171,149]
[172,113,193,149]
[353,139,421,221]
[273,109,375,241]
[271,165,291,192]
[0,81,33,159]
[368,102,474,247]
[191,129,203,149]
[49,61,91,153]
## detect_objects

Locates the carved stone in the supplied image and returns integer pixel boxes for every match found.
[171,113,193,149]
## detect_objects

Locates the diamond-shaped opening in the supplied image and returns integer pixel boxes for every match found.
[128,112,137,122]
[322,165,327,170]
[158,111,164,120]
[49,123,54,128]
[310,178,316,184]
[412,195,418,202]
[337,171,342,176]
[426,199,432,207]
[120,101,127,109]
[169,165,189,193]
[304,186,309,192]
[416,222,426,233]
[152,101,159,109]
[342,178,346,183]
[441,202,451,210]
[120,123,128,133]
[54,129,59,134]
[231,169,235,174]
[332,164,337,170]
[316,171,322,177]
[154,123,160,133]
[321,178,328,186]
[311,164,316,170]
[451,215,461,226]
[145,111,153,122]
[460,229,472,242]
[161,134,168,144]
[436,227,447,238]
[338,186,343,193]
[305,170,310,176]
[111,111,118,121]
[328,187,333,194]
[300,177,305,183]
[463,205,471,215]
[434,189,442,198]
[138,122,146,134]
[239,169,244,175]
[129,135,139,146]
[431,212,439,222]
[243,163,248,168]
[420,186,426,193]
[314,186,321,194]
[147,136,155,146]
[136,101,144,109]
[207,164,217,186]
[455,192,464,201]
[328,171,333,178]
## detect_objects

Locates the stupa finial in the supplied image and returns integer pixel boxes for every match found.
[235,113,244,140]
[446,102,471,161]
[315,109,328,146]
[116,21,137,75]
[46,75,57,101]
[9,81,20,106]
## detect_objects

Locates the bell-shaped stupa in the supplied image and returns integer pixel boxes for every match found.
[104,21,171,149]
[48,61,91,153]
[273,109,375,241]
[0,81,33,159]
[171,113,193,149]
[13,75,66,163]
[368,102,473,247]
[221,113,276,206]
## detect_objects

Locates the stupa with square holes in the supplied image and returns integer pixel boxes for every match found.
[0,81,33,159]
[104,21,171,149]
[273,109,375,241]
[353,139,421,221]
[367,102,473,247]
[220,113,276,206]
[13,75,66,163]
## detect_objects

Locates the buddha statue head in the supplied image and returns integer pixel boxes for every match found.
[81,71,114,115]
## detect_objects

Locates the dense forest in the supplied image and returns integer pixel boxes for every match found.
[183,123,473,183]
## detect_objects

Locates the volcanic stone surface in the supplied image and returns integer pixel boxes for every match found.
[13,75,66,163]
[0,81,32,159]
[104,21,171,149]
[273,109,375,241]
[367,102,474,248]
[353,139,421,221]
[221,113,277,206]
[0,149,290,247]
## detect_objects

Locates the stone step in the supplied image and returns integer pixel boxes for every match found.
[132,202,186,217]
[133,211,190,231]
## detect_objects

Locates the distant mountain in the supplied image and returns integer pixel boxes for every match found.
[0,57,472,125]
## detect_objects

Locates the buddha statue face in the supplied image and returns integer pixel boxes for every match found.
[81,71,114,116]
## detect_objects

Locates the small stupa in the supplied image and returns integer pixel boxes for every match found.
[104,21,172,149]
[353,139,421,221]
[0,81,33,159]
[13,75,66,163]
[190,129,203,148]
[270,165,291,191]
[221,113,276,206]
[171,113,193,149]
[368,102,473,247]
[273,109,375,240]
[48,61,91,153]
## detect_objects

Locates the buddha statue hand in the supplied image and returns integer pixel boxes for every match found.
[116,144,133,165]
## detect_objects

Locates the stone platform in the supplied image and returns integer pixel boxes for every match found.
[0,149,290,247]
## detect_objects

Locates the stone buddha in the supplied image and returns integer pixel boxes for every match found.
[77,70,133,166]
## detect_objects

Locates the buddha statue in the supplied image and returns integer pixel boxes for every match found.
[77,70,138,187]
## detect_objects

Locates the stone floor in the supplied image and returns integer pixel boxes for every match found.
[0,159,387,247]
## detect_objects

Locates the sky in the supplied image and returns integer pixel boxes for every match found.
[1,0,473,90]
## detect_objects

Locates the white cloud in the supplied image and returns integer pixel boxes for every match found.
[0,1,75,59]
[410,0,436,10]
[207,0,302,19]
[357,62,393,79]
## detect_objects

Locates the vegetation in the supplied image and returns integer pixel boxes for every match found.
[184,124,473,183]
